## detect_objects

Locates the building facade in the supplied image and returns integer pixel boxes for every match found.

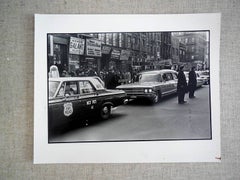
[173,32,208,70]
[47,32,173,77]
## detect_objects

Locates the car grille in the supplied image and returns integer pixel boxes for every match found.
[120,88,145,95]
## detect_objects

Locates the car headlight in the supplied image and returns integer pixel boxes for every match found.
[144,89,153,93]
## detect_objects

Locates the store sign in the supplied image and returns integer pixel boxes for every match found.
[86,39,102,57]
[69,37,85,55]
[120,50,131,60]
[102,45,111,54]
[111,49,121,59]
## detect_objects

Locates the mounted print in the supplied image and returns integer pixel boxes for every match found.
[34,14,221,163]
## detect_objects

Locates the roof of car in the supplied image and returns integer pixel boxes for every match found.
[140,69,177,74]
[49,76,100,82]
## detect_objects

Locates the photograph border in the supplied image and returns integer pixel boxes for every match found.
[34,14,221,163]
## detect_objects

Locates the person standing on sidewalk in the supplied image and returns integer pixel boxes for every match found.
[177,66,187,104]
[188,66,197,98]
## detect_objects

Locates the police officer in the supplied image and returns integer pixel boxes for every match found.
[188,66,197,98]
[177,66,187,104]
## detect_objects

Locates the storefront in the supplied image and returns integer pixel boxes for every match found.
[68,36,85,75]
[48,35,69,74]
[101,45,112,70]
[119,49,131,72]
[84,39,102,74]
[109,48,121,70]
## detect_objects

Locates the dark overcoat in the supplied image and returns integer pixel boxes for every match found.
[177,70,187,92]
[188,70,197,89]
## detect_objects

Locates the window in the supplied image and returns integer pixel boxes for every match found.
[106,33,113,45]
[49,81,60,98]
[192,46,195,52]
[65,81,78,96]
[166,73,173,80]
[79,81,95,94]
[113,33,117,46]
[127,36,131,48]
[162,73,173,81]
[98,33,105,44]
[119,33,123,47]
[57,82,65,97]
[172,73,178,80]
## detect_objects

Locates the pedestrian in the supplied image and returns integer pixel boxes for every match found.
[105,69,117,89]
[188,66,197,98]
[177,65,187,104]
[61,70,70,77]
[86,68,97,76]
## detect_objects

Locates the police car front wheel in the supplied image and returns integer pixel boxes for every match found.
[100,105,111,120]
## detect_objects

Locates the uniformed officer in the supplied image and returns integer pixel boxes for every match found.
[177,66,187,104]
[188,66,197,98]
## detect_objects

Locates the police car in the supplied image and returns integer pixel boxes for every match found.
[48,76,126,129]
[116,69,178,104]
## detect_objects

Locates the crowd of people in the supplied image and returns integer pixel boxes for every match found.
[48,64,136,89]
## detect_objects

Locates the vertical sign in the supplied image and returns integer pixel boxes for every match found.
[69,37,85,55]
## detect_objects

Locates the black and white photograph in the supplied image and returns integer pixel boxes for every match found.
[34,14,220,163]
[47,31,211,143]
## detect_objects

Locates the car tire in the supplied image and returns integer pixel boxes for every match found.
[152,90,161,104]
[100,104,111,120]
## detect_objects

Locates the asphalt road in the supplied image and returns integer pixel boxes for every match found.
[49,85,211,143]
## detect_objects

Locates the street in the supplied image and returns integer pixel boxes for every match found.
[49,85,211,143]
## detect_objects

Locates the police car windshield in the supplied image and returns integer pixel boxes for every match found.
[49,81,60,98]
[138,74,159,82]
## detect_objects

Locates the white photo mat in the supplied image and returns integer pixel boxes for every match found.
[34,14,221,163]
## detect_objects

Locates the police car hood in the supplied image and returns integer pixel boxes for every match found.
[116,82,162,89]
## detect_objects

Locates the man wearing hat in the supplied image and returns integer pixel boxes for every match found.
[177,65,187,104]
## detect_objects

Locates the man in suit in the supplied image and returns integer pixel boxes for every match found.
[188,66,197,98]
[177,66,187,104]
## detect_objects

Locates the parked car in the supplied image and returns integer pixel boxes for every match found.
[48,77,126,130]
[116,69,178,104]
[196,70,210,85]
[184,72,205,88]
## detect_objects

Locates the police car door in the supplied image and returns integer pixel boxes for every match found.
[63,81,81,119]
[48,81,80,128]
[79,80,98,115]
